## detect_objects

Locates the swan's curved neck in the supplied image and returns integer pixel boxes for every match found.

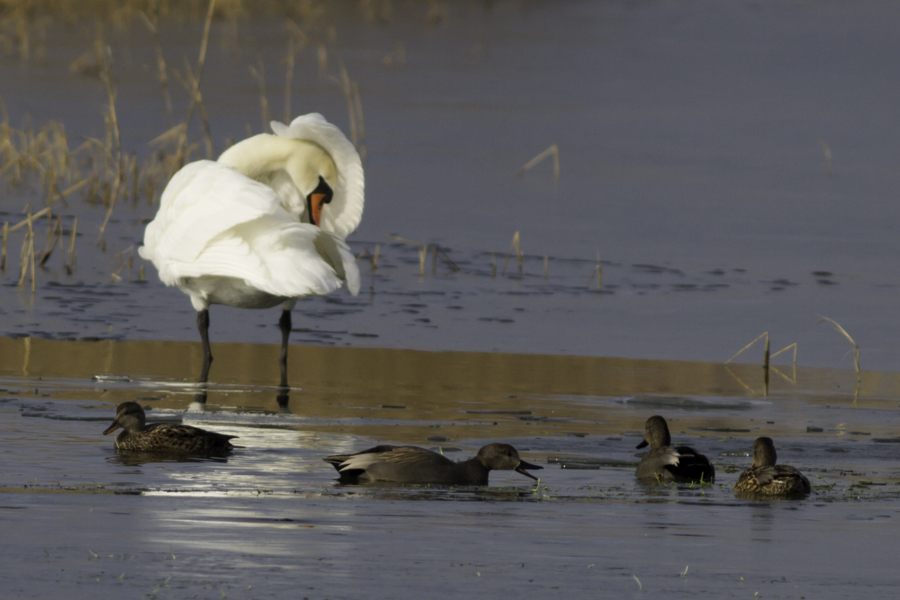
[218,134,336,193]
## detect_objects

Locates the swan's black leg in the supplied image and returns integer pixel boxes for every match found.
[197,309,213,383]
[278,309,292,388]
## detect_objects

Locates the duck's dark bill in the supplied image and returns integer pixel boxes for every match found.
[516,459,543,480]
[103,422,121,435]
[636,440,649,449]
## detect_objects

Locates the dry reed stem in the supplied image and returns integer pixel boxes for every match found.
[66,217,77,274]
[139,9,173,124]
[1,221,7,272]
[48,177,90,207]
[432,245,459,273]
[543,255,548,279]
[726,332,770,366]
[815,316,860,380]
[249,52,271,132]
[332,60,358,151]
[373,244,379,269]
[501,231,522,276]
[385,233,428,275]
[417,246,426,276]
[176,62,214,159]
[317,45,327,74]
[176,0,216,163]
[16,211,35,290]
[352,81,366,162]
[769,342,798,368]
[517,144,559,182]
[8,206,50,232]
[724,365,761,397]
[816,136,833,177]
[283,37,295,123]
[770,365,797,385]
[38,215,62,267]
[382,42,406,67]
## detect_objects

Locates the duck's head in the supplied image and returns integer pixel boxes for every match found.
[476,443,543,480]
[636,415,672,449]
[103,401,147,435]
[751,436,778,467]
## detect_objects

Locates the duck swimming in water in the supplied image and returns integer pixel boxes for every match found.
[323,443,543,485]
[734,437,810,497]
[103,401,236,455]
[634,415,715,483]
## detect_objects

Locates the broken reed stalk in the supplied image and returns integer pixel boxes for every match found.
[38,216,62,267]
[432,245,460,273]
[176,0,216,162]
[815,316,861,381]
[384,233,428,276]
[352,81,366,162]
[769,342,798,368]
[816,136,832,177]
[283,37,295,123]
[249,52,271,132]
[726,332,770,368]
[66,217,77,274]
[1,221,7,272]
[17,212,35,291]
[8,207,50,232]
[517,144,559,182]
[96,47,125,246]
[139,9,174,124]
[317,45,328,74]
[501,231,522,276]
[417,246,426,276]
[355,247,380,272]
[331,60,365,157]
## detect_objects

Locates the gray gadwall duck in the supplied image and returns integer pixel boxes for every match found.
[734,437,810,497]
[323,443,543,485]
[103,401,236,454]
[635,415,715,483]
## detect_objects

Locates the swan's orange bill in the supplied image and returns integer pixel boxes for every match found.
[311,193,327,226]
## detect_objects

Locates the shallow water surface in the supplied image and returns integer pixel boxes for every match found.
[2,338,900,598]
[2,1,900,597]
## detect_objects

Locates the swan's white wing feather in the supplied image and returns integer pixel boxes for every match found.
[140,160,353,301]
[313,231,361,297]
[141,161,281,271]
[270,114,364,239]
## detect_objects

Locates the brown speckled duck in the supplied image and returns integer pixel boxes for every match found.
[324,443,542,485]
[635,415,715,483]
[734,437,810,497]
[103,401,236,454]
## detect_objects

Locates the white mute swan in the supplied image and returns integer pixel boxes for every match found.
[139,114,364,386]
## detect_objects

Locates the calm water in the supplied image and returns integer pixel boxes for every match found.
[1,0,900,369]
[2,338,900,598]
[2,1,900,598]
